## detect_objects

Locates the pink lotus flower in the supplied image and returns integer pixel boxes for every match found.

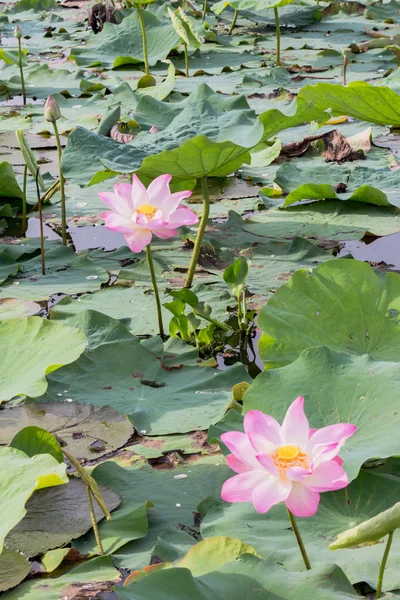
[99,174,198,253]
[221,397,356,517]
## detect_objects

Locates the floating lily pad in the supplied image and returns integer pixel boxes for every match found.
[0,297,41,320]
[0,317,87,401]
[0,245,110,301]
[119,552,357,599]
[0,447,68,553]
[0,402,134,460]
[70,11,180,68]
[35,334,250,435]
[91,455,231,570]
[5,477,120,558]
[0,548,30,593]
[1,556,120,600]
[299,82,400,127]
[258,258,400,368]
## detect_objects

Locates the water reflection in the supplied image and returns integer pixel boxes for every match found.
[25,219,127,252]
[339,232,400,270]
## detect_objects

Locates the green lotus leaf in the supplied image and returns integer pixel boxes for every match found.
[0,548,30,593]
[0,401,134,461]
[330,503,400,550]
[0,317,87,401]
[0,447,68,553]
[90,455,231,570]
[258,258,400,368]
[168,7,202,49]
[282,183,392,208]
[11,425,64,463]
[35,331,250,435]
[212,0,294,14]
[299,82,400,126]
[119,553,357,599]
[5,477,120,558]
[70,11,180,68]
[1,556,120,600]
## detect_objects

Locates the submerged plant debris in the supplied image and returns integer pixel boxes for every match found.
[1,0,400,596]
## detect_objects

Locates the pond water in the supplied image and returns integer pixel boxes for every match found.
[339,232,400,270]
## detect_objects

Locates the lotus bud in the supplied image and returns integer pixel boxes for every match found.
[149,125,158,134]
[44,95,61,123]
[14,24,22,39]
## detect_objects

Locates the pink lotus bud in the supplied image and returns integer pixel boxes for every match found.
[14,25,22,39]
[149,125,158,134]
[44,95,61,123]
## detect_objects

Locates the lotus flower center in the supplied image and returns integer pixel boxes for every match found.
[276,445,300,460]
[270,445,309,478]
[137,203,157,219]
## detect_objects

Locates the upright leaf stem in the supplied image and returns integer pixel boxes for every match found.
[183,41,189,77]
[17,37,26,106]
[52,121,67,245]
[137,3,150,76]
[146,244,165,339]
[287,508,312,571]
[376,532,394,598]
[86,483,104,556]
[35,168,46,276]
[274,7,281,66]
[228,9,238,35]
[22,165,27,233]
[184,176,210,288]
[202,0,207,20]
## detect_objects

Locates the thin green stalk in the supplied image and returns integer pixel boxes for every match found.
[136,3,150,76]
[183,41,189,77]
[184,176,210,288]
[228,8,238,35]
[240,290,247,330]
[274,7,281,67]
[86,483,104,556]
[35,168,45,276]
[202,0,207,21]
[146,244,164,339]
[287,508,312,571]
[22,164,27,233]
[52,120,67,245]
[17,38,26,106]
[237,292,243,324]
[343,57,348,86]
[376,532,394,598]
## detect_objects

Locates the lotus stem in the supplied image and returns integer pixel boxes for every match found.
[183,41,189,77]
[274,7,281,67]
[228,9,238,34]
[22,164,27,233]
[17,37,26,106]
[240,290,247,330]
[287,508,312,571]
[343,57,348,86]
[376,532,394,598]
[35,168,46,276]
[137,3,150,76]
[86,483,104,556]
[202,0,207,20]
[52,120,67,245]
[184,176,210,288]
[146,244,165,339]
